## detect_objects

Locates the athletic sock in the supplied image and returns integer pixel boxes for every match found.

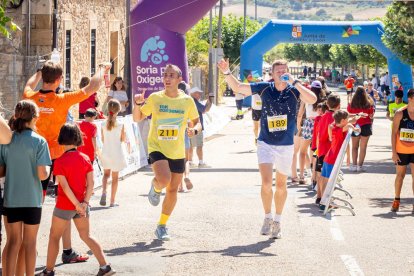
[158,213,170,226]
[63,248,72,255]
[395,197,401,201]
[274,214,282,223]
[199,160,204,165]
[265,213,272,219]
[154,187,162,193]
[100,264,109,270]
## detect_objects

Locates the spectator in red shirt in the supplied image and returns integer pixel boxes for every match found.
[78,77,99,119]
[319,110,359,210]
[310,102,328,189]
[347,86,375,172]
[344,75,356,104]
[315,94,341,205]
[78,109,97,163]
[40,123,115,276]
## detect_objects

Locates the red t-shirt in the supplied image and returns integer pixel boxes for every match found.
[347,104,374,126]
[54,150,93,210]
[78,121,97,162]
[311,115,322,151]
[325,126,347,165]
[317,110,335,157]
[344,78,355,89]
[79,93,97,114]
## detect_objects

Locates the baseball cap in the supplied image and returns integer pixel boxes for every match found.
[189,87,203,94]
[311,80,322,89]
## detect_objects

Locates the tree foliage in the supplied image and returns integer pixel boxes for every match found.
[188,15,262,65]
[0,1,20,38]
[382,1,414,64]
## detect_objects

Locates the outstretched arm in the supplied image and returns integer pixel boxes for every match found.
[217,59,252,96]
[83,62,112,96]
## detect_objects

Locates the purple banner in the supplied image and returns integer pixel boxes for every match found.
[130,22,188,97]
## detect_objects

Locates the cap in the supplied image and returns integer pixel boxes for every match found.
[189,87,203,94]
[363,81,369,86]
[311,80,322,89]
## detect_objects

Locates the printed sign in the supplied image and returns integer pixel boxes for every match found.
[292,24,302,38]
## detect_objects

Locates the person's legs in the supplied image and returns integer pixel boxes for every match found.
[358,136,370,167]
[259,163,274,214]
[110,171,119,205]
[161,173,183,217]
[274,171,288,215]
[62,223,71,251]
[188,146,194,165]
[100,169,111,206]
[392,164,406,212]
[196,146,203,163]
[291,135,300,181]
[253,120,260,140]
[3,221,23,275]
[73,217,107,266]
[152,160,172,190]
[299,139,311,181]
[21,223,40,276]
[46,216,70,271]
[351,136,360,166]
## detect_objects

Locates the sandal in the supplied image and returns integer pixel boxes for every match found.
[291,177,300,183]
[184,178,193,190]
[299,177,306,185]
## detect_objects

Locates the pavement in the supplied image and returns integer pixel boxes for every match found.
[5,90,414,275]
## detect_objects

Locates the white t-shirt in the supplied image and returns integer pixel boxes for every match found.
[108,90,128,112]
[251,94,262,110]
[305,104,318,119]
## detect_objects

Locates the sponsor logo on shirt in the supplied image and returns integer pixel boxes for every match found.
[159,105,184,114]
[39,107,55,114]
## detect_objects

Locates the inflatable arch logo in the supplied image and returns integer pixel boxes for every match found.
[240,20,413,101]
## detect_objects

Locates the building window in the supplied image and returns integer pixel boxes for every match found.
[91,29,96,76]
[65,30,71,88]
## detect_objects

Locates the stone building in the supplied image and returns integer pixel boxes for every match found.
[0,0,138,117]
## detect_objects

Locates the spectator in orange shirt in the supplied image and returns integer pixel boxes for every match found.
[23,60,111,264]
[344,75,356,104]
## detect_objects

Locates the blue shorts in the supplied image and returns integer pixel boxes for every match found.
[185,132,190,149]
[321,162,334,178]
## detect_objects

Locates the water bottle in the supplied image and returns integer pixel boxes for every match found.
[280,74,289,82]
[354,124,361,136]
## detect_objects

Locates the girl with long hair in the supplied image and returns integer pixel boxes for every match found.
[1,100,51,275]
[347,86,375,172]
[99,99,127,207]
[105,77,129,116]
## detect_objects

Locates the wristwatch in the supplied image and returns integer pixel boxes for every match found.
[135,101,144,106]
[292,79,301,87]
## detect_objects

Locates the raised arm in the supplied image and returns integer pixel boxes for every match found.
[0,116,12,144]
[217,59,252,96]
[132,94,146,122]
[24,71,42,92]
[83,63,112,96]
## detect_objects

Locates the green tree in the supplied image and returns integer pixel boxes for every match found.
[185,29,209,67]
[188,15,262,64]
[0,1,20,38]
[263,44,285,64]
[382,1,414,64]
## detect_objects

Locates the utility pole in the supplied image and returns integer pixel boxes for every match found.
[208,9,214,102]
[243,0,247,41]
[215,0,223,105]
[255,0,257,21]
[124,0,132,114]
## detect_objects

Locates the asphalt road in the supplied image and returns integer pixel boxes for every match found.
[13,93,414,275]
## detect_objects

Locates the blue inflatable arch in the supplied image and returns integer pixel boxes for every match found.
[240,20,413,100]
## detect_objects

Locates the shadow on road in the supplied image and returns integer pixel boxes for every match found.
[295,203,322,217]
[162,239,276,258]
[369,197,413,219]
[103,240,166,256]
[341,159,395,175]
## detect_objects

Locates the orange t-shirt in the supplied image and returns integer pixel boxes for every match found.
[23,88,89,159]
[344,78,355,89]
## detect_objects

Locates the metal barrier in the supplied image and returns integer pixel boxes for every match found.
[321,128,355,216]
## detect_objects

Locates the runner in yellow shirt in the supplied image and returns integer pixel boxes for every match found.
[133,64,200,241]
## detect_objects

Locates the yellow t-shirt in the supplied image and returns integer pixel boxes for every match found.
[141,90,199,159]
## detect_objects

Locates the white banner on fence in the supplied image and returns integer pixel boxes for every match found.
[202,104,231,138]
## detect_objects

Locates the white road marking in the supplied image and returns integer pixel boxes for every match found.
[327,212,345,241]
[341,255,365,276]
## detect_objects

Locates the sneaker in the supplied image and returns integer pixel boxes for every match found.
[184,177,193,190]
[356,165,366,172]
[99,193,106,206]
[148,181,161,206]
[349,165,357,172]
[260,218,273,235]
[315,197,321,205]
[96,264,116,276]
[62,250,89,264]
[198,163,210,168]
[36,269,55,276]
[391,200,400,212]
[270,221,282,239]
[155,225,170,241]
[189,162,198,168]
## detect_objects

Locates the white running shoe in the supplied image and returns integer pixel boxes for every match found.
[356,165,366,172]
[260,218,273,235]
[270,221,282,239]
[349,164,357,172]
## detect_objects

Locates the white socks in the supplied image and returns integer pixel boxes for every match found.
[274,214,282,223]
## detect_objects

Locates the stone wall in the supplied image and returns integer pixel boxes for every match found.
[0,0,139,117]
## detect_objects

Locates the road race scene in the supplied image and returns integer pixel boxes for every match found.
[0,0,413,275]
